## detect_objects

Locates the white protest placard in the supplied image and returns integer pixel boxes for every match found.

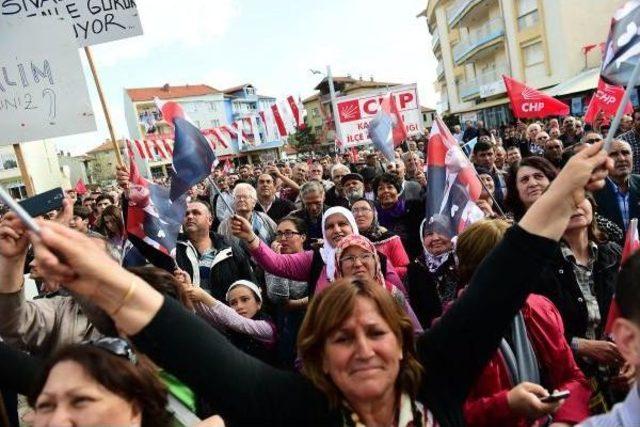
[0,17,96,145]
[335,84,424,148]
[1,0,143,47]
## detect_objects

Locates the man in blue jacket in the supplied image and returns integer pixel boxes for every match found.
[594,140,640,233]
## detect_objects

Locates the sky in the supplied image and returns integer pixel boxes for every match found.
[54,0,439,155]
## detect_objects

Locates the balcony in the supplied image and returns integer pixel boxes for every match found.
[458,78,480,100]
[452,18,505,64]
[436,62,445,79]
[477,66,508,98]
[446,0,484,26]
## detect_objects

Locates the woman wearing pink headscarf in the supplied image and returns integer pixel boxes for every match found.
[334,234,423,333]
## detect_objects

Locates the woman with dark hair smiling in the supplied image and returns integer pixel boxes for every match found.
[373,173,424,259]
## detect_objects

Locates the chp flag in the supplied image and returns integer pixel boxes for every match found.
[335,84,423,149]
[502,75,570,118]
[425,115,483,238]
[601,1,640,87]
[584,78,634,124]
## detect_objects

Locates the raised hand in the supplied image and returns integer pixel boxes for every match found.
[0,211,29,259]
[230,214,256,242]
[116,165,130,191]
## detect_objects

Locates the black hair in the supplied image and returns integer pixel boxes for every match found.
[278,215,307,236]
[616,251,640,322]
[73,205,92,220]
[472,141,494,155]
[504,156,557,220]
[95,194,115,205]
[372,172,402,194]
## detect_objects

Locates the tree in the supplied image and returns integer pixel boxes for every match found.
[287,125,317,154]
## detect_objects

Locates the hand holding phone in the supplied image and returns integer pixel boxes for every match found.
[539,390,570,403]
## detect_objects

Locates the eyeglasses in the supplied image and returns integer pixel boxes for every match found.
[276,230,302,240]
[339,253,375,267]
[235,194,253,200]
[83,337,138,364]
[352,207,373,214]
[585,138,603,144]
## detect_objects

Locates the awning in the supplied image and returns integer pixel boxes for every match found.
[546,68,599,97]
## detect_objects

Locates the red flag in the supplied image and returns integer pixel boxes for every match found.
[74,178,87,195]
[271,104,288,137]
[582,44,597,55]
[604,218,639,335]
[502,75,570,118]
[133,140,147,159]
[584,78,634,124]
[287,95,303,129]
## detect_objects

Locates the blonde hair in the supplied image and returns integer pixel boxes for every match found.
[456,219,510,285]
[297,278,422,407]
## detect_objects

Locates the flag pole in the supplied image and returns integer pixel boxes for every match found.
[604,60,640,151]
[84,46,124,167]
[207,176,234,216]
[327,65,343,153]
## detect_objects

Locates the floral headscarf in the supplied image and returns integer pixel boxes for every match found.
[333,234,390,291]
[320,207,359,281]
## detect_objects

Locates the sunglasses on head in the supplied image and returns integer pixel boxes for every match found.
[83,337,138,364]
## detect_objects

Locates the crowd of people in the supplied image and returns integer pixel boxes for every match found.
[1,112,640,426]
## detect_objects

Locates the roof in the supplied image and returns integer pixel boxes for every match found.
[546,68,599,97]
[421,106,436,113]
[126,84,219,102]
[304,78,402,104]
[86,139,125,155]
[222,84,253,94]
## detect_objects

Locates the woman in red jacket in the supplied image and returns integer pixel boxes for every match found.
[459,219,591,427]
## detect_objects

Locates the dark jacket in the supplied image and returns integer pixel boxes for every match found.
[593,175,640,233]
[175,232,255,302]
[376,198,424,260]
[536,241,621,343]
[255,197,296,224]
[406,255,459,329]
[132,225,559,426]
[289,207,327,244]
[324,186,350,208]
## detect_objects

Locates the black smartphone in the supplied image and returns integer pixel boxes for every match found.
[540,390,570,403]
[18,187,65,218]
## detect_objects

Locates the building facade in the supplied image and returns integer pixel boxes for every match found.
[221,84,282,164]
[124,84,228,178]
[0,141,68,199]
[420,0,621,127]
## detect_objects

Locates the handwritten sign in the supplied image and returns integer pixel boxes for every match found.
[0,17,96,145]
[1,0,143,47]
[335,84,424,148]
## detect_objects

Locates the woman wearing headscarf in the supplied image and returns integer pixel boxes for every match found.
[351,198,410,279]
[333,234,422,332]
[405,215,459,329]
[231,206,403,296]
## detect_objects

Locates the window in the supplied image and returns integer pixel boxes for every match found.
[246,87,255,95]
[211,119,221,127]
[186,103,198,113]
[208,102,217,112]
[312,108,319,118]
[0,153,17,170]
[522,41,546,80]
[517,0,539,30]
[7,184,27,200]
[523,41,544,66]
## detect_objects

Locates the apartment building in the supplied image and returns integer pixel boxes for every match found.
[420,0,621,127]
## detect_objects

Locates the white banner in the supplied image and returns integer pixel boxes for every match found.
[0,17,96,145]
[1,0,143,47]
[335,84,423,148]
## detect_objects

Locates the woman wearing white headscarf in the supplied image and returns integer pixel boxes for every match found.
[230,207,403,296]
